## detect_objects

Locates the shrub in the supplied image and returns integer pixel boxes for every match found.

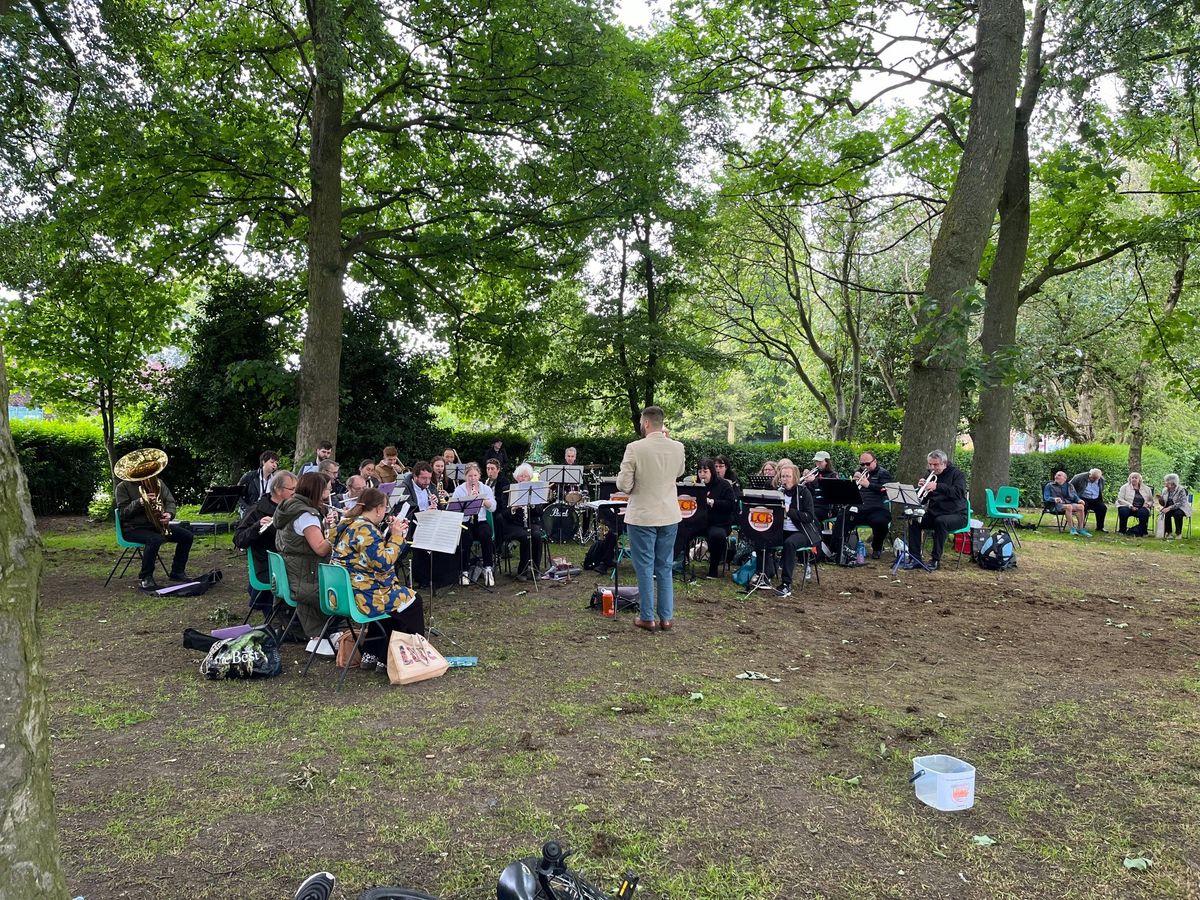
[12,419,107,515]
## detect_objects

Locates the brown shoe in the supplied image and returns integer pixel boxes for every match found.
[659,620,673,631]
[633,617,657,632]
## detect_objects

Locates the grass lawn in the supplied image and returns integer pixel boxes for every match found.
[38,514,1200,899]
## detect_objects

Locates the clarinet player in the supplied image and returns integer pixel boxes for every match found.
[903,449,967,571]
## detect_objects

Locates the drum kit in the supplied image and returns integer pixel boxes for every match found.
[540,464,605,543]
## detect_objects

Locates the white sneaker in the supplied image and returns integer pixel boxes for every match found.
[305,638,319,653]
[483,566,494,587]
[314,634,338,657]
[460,571,470,585]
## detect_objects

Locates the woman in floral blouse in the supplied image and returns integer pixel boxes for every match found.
[331,488,425,669]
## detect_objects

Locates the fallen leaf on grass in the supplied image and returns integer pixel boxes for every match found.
[689,692,704,701]
[844,775,862,786]
[1123,855,1152,871]
[971,835,997,846]
[572,803,590,813]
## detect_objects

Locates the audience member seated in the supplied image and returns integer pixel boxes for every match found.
[330,488,425,671]
[1071,468,1107,532]
[237,450,279,515]
[1045,470,1089,536]
[1158,474,1191,540]
[697,457,737,579]
[300,440,333,475]
[234,469,296,614]
[450,462,498,585]
[115,470,195,591]
[273,472,337,656]
[1117,472,1153,537]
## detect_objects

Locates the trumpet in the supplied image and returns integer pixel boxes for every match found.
[852,465,871,488]
[916,471,937,500]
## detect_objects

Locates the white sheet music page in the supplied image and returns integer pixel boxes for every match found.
[412,509,465,553]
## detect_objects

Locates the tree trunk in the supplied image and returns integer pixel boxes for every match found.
[99,380,119,492]
[638,216,658,412]
[896,0,1024,481]
[969,1,1045,513]
[1128,362,1147,474]
[294,0,346,464]
[0,342,66,899]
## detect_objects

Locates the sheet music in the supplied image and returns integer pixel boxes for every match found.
[508,482,550,506]
[411,509,465,553]
[883,482,922,504]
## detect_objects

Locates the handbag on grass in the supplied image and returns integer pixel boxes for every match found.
[386,631,449,685]
[336,627,362,669]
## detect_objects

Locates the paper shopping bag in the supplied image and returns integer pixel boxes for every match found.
[387,631,449,685]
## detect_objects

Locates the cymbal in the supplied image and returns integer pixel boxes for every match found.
[582,463,603,469]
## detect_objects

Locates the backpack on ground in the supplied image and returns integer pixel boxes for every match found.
[977,529,1017,571]
[200,625,282,679]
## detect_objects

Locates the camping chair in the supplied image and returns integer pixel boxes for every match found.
[1035,484,1067,532]
[309,564,389,690]
[105,509,170,587]
[985,488,1023,547]
[242,552,275,625]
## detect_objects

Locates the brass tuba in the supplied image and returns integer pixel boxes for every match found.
[114,448,170,535]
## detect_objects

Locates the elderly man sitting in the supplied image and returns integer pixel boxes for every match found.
[1071,468,1107,533]
[1045,471,1089,536]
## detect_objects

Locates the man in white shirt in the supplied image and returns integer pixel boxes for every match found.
[616,406,685,632]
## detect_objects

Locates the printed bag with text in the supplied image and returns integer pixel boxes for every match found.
[386,631,449,685]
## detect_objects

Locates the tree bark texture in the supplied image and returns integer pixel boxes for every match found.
[969,1,1046,514]
[897,0,1025,482]
[294,0,347,464]
[0,341,66,899]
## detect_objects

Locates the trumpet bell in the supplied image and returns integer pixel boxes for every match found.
[114,447,168,482]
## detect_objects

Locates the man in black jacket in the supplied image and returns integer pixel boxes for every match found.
[237,450,280,514]
[233,469,296,613]
[115,476,195,590]
[852,450,893,559]
[905,449,968,570]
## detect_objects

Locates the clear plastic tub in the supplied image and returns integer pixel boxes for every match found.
[911,755,975,811]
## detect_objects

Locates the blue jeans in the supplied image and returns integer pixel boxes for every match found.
[627,523,678,622]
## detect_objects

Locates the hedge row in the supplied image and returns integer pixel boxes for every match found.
[11,418,1186,515]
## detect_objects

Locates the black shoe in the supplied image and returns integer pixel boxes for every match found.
[928,560,940,571]
[870,550,881,560]
[168,571,195,582]
[1096,527,1108,533]
[139,577,160,591]
[704,572,720,579]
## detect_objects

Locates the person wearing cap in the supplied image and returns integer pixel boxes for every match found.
[803,450,840,556]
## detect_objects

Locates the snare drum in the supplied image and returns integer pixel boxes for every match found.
[565,489,585,506]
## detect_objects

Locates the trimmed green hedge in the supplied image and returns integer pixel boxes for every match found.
[11,418,1188,515]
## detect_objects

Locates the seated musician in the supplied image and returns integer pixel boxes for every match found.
[399,462,436,513]
[564,446,578,465]
[273,472,337,652]
[341,475,367,509]
[450,462,498,586]
[330,488,425,671]
[233,469,296,615]
[375,464,397,496]
[318,458,345,495]
[757,460,779,487]
[697,457,737,579]
[714,455,741,496]
[237,450,279,515]
[498,461,546,580]
[803,450,840,557]
[300,440,333,475]
[904,450,967,570]
[115,470,195,591]
[852,450,893,559]
[441,448,461,481]
[380,446,402,471]
[358,459,380,489]
[430,457,454,502]
[776,463,822,597]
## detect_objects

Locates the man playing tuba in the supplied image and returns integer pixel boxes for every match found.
[113,448,196,590]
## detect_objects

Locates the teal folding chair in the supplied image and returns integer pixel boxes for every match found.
[263,550,300,640]
[950,500,973,567]
[314,563,391,690]
[242,552,275,625]
[985,488,1023,547]
[106,509,169,586]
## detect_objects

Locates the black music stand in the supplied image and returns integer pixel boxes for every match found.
[447,497,491,592]
[199,485,242,515]
[411,508,467,644]
[507,482,550,591]
[540,464,583,503]
[884,483,934,573]
[446,463,466,484]
[746,474,775,490]
[739,490,785,598]
[820,478,865,560]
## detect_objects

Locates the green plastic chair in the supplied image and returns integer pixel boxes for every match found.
[105,509,170,586]
[315,562,391,690]
[263,550,300,640]
[985,488,1023,547]
[241,552,276,625]
[945,499,973,567]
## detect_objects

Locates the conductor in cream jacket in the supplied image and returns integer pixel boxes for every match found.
[616,406,686,631]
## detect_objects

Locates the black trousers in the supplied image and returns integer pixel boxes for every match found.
[780,531,816,585]
[504,521,545,574]
[125,523,194,579]
[705,525,729,576]
[907,513,966,563]
[1118,506,1150,535]
[1163,508,1185,535]
[852,505,892,553]
[360,594,427,656]
[1081,496,1107,529]
[460,519,494,568]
